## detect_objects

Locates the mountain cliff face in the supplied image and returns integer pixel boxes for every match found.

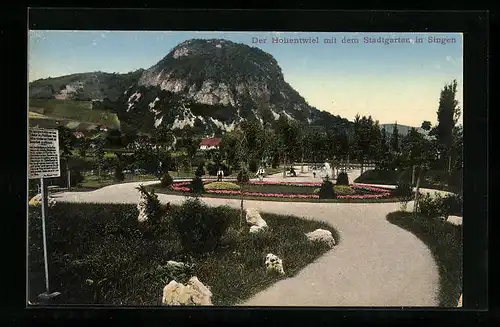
[29,38,351,136]
[116,38,349,135]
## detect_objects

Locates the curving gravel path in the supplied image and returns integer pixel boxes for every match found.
[50,168,441,307]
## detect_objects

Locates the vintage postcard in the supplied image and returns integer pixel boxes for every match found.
[28,30,463,307]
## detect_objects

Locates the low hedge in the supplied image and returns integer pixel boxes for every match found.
[205,182,241,190]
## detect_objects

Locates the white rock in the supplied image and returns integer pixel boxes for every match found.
[166,261,187,270]
[457,294,462,307]
[305,229,336,247]
[187,277,212,305]
[265,253,285,275]
[249,225,267,234]
[245,208,267,227]
[161,277,212,306]
[447,215,463,226]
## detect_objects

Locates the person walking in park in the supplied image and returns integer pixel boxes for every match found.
[217,167,224,181]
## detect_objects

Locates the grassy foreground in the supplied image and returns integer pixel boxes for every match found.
[386,211,462,307]
[28,202,338,306]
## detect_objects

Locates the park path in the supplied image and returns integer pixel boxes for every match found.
[51,168,441,307]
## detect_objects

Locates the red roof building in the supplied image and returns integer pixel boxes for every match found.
[199,137,221,150]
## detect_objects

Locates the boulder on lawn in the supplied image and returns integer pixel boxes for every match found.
[249,225,267,234]
[161,277,212,306]
[446,215,463,226]
[305,229,336,247]
[166,261,187,270]
[265,253,285,275]
[246,208,267,228]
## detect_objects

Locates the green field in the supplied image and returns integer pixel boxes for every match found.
[29,99,120,129]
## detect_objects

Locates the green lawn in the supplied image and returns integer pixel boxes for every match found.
[79,174,157,190]
[386,211,462,307]
[28,202,338,305]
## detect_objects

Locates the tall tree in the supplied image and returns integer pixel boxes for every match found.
[401,127,438,215]
[421,121,432,131]
[276,116,300,177]
[57,126,76,189]
[390,122,400,154]
[434,79,461,173]
[379,126,390,169]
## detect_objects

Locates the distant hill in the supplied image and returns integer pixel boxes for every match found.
[29,70,144,102]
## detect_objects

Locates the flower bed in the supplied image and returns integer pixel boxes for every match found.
[170,180,393,199]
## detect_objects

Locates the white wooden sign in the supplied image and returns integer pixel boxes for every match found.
[28,128,61,179]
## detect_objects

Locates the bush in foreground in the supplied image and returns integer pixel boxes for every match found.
[387,211,462,307]
[171,197,231,254]
[419,192,463,218]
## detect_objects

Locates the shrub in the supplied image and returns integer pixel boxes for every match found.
[205,182,241,190]
[394,181,413,211]
[190,176,205,194]
[442,193,463,217]
[336,172,349,186]
[237,169,249,184]
[418,193,446,218]
[249,160,258,173]
[195,164,205,177]
[171,197,231,254]
[136,185,163,224]
[114,165,125,182]
[161,172,174,187]
[318,176,336,199]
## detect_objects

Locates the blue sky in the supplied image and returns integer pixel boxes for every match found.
[28,31,463,126]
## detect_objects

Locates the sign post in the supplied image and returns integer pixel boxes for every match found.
[28,127,62,302]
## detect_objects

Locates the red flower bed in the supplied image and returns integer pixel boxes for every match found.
[169,180,393,199]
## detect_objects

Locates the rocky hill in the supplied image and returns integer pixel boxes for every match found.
[29,38,351,136]
[29,70,144,102]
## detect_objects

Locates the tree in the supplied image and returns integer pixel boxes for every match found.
[57,126,76,189]
[221,132,239,171]
[401,127,438,215]
[94,136,106,179]
[434,80,461,173]
[183,136,200,173]
[379,126,390,169]
[390,122,400,154]
[421,121,432,131]
[233,124,250,228]
[276,116,300,177]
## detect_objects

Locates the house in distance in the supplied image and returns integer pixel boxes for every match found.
[199,137,221,150]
